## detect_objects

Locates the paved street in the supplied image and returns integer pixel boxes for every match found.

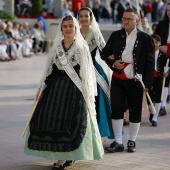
[0,52,170,170]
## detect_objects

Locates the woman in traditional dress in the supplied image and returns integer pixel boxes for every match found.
[24,15,104,170]
[78,7,114,139]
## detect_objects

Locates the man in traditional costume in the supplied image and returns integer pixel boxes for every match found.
[101,8,155,153]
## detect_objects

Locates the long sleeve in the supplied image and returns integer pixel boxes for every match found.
[101,32,115,68]
[143,34,155,89]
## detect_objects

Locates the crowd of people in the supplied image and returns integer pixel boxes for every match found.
[63,0,170,24]
[20,1,170,170]
[13,0,170,24]
[0,9,53,62]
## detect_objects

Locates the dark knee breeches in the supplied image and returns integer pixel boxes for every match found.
[110,77,143,123]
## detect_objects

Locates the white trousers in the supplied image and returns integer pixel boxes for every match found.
[0,45,8,59]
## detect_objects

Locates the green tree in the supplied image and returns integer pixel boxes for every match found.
[0,10,16,21]
[31,0,43,16]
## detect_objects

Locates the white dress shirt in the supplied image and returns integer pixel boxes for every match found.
[122,28,137,79]
[155,50,159,71]
[122,28,137,63]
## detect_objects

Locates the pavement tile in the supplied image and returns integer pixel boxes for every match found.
[0,53,170,170]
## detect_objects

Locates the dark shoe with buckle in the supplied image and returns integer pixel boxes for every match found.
[52,165,65,170]
[159,107,167,116]
[123,119,129,126]
[167,94,169,102]
[105,141,124,153]
[149,113,153,123]
[152,120,157,127]
[127,140,136,153]
[64,160,75,167]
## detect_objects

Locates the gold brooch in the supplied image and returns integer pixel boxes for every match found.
[59,51,63,56]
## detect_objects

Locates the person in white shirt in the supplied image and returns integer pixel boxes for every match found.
[141,17,153,35]
[61,2,72,17]
[148,34,168,126]
[0,22,10,61]
[31,23,44,53]
[11,22,23,59]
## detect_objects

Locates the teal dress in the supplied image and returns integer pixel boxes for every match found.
[84,28,114,139]
[95,60,114,139]
[85,29,124,139]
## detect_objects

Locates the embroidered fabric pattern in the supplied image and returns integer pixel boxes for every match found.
[85,29,97,52]
[39,16,98,123]
[46,42,81,77]
[85,28,105,53]
[28,75,87,152]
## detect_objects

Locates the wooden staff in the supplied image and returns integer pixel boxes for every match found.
[21,83,46,138]
[135,74,156,113]
[161,59,169,101]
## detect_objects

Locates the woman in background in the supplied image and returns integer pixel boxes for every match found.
[78,7,114,140]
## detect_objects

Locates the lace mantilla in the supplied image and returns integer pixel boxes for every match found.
[85,29,98,52]
[85,28,105,53]
[39,15,97,119]
[46,42,81,77]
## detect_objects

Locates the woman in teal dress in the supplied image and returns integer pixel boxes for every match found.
[78,7,114,139]
[24,15,104,170]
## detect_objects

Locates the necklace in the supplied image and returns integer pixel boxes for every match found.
[62,40,75,54]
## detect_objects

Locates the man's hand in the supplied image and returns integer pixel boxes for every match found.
[113,59,124,70]
[144,88,149,93]
[163,72,169,78]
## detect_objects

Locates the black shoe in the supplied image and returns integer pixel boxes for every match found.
[159,107,167,116]
[123,119,127,126]
[64,160,75,167]
[105,141,124,153]
[127,140,136,153]
[167,94,169,102]
[149,113,153,123]
[52,165,65,170]
[152,120,157,126]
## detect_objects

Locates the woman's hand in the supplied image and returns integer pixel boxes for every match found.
[144,88,149,93]
[36,90,43,101]
[113,59,124,70]
[108,54,115,60]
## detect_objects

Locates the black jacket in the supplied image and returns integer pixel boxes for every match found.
[155,19,169,46]
[156,50,168,77]
[101,28,155,89]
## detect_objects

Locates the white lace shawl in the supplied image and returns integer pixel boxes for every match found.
[90,8,106,51]
[39,15,97,116]
[78,7,105,51]
[85,28,97,52]
[44,42,81,77]
[79,9,113,85]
